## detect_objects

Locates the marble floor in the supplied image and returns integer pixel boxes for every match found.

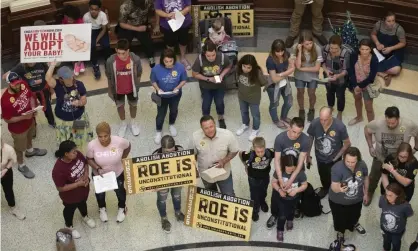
[1,62,418,250]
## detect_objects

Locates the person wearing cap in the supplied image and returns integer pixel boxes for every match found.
[45,62,93,152]
[1,73,48,179]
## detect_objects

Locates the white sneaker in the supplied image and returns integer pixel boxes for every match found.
[10,207,25,220]
[236,124,249,136]
[118,121,128,138]
[83,216,96,228]
[130,122,140,136]
[69,227,81,239]
[248,130,259,141]
[99,207,108,222]
[116,207,126,223]
[154,132,162,145]
[169,125,177,137]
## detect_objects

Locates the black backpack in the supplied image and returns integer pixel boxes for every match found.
[300,183,330,217]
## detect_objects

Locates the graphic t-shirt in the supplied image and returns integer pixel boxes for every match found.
[150,62,187,98]
[11,63,48,92]
[307,118,349,163]
[291,43,323,82]
[87,136,130,177]
[192,52,231,90]
[1,83,34,134]
[54,80,86,121]
[328,160,368,205]
[83,11,109,30]
[155,0,192,30]
[322,48,350,85]
[273,170,307,200]
[237,69,267,105]
[379,195,413,234]
[119,0,154,26]
[115,56,133,95]
[52,152,89,204]
[274,131,309,161]
[382,154,418,199]
[266,54,290,74]
[366,118,418,161]
[241,148,274,179]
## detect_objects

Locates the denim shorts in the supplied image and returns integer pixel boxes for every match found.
[295,79,318,89]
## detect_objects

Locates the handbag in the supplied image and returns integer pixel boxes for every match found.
[357,56,382,98]
[151,92,161,106]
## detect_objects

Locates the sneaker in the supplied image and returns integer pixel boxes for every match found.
[285,36,296,48]
[252,213,259,222]
[79,62,85,73]
[10,207,26,220]
[354,223,366,235]
[83,216,96,228]
[93,64,101,79]
[99,207,108,222]
[18,165,35,179]
[149,57,156,68]
[118,121,128,138]
[169,125,177,137]
[248,129,259,141]
[236,124,249,136]
[299,109,305,121]
[410,241,418,251]
[25,148,47,158]
[175,212,185,222]
[266,215,277,229]
[313,34,328,46]
[260,203,269,213]
[337,231,345,242]
[307,109,315,122]
[294,209,301,219]
[219,119,226,129]
[130,122,140,136]
[154,132,162,145]
[74,62,80,76]
[276,231,284,242]
[116,207,126,223]
[69,227,81,239]
[286,220,294,231]
[161,218,172,233]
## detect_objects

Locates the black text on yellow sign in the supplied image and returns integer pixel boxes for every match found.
[185,186,254,241]
[198,4,254,37]
[123,149,196,194]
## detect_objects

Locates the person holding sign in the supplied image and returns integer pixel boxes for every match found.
[52,140,96,239]
[86,122,131,223]
[151,48,188,145]
[1,73,48,179]
[191,115,239,196]
[152,135,186,233]
[239,137,274,222]
[272,154,308,242]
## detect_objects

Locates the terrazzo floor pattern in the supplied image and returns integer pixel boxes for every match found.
[1,80,418,251]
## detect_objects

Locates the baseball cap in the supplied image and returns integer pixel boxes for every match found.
[57,66,74,79]
[6,72,23,85]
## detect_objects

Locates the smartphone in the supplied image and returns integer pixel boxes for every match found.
[214,75,221,83]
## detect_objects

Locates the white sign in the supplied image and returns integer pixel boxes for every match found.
[93,171,118,194]
[20,24,92,63]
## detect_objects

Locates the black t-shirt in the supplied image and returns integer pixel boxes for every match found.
[383,154,417,199]
[11,63,48,92]
[241,148,274,179]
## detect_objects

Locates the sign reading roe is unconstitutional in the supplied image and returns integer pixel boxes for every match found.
[123,149,196,194]
[185,186,253,241]
[20,24,92,63]
[198,4,254,37]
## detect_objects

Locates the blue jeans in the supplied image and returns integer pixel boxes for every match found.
[201,172,235,196]
[239,99,260,130]
[295,79,318,89]
[91,29,111,65]
[383,230,403,251]
[95,173,126,209]
[248,176,269,214]
[156,187,182,218]
[266,86,292,123]
[201,88,225,116]
[156,93,182,131]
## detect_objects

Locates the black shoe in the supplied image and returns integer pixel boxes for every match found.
[307,109,315,122]
[294,209,301,219]
[285,36,296,48]
[161,218,172,234]
[260,203,269,213]
[93,64,101,80]
[313,34,328,46]
[175,212,185,222]
[354,223,366,235]
[219,119,226,129]
[298,110,305,122]
[266,215,277,229]
[410,241,418,251]
[252,213,259,222]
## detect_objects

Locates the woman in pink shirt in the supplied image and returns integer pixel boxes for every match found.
[87,122,131,223]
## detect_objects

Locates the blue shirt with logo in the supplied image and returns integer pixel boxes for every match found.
[150,62,187,98]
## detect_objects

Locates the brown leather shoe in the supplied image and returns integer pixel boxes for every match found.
[285,36,296,48]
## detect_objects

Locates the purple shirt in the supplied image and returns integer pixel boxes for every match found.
[155,0,192,30]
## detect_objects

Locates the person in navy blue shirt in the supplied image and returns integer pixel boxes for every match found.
[151,48,188,145]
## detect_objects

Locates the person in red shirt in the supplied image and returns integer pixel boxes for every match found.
[1,73,47,179]
[52,140,96,239]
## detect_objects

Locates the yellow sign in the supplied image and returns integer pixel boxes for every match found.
[196,4,254,37]
[185,186,253,241]
[123,149,196,194]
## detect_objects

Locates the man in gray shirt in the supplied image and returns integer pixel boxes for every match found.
[307,106,351,197]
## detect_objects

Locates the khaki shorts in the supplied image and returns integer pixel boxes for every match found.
[11,120,35,152]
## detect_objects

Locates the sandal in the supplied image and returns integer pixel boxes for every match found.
[275,121,288,129]
[383,74,392,86]
[348,117,363,126]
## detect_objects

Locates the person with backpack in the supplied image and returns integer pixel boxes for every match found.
[152,135,185,233]
[379,183,414,251]
[371,12,406,86]
[292,30,323,122]
[235,55,267,141]
[239,137,274,222]
[272,154,308,242]
[329,147,369,242]
[322,35,352,121]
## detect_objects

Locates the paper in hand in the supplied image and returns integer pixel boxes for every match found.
[167,10,185,32]
[214,75,221,83]
[373,48,385,62]
[22,105,44,115]
[93,171,118,194]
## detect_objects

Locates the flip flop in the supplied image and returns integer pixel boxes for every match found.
[348,117,363,126]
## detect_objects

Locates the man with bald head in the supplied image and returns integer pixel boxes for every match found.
[307,106,351,197]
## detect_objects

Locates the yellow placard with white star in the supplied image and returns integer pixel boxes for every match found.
[356,171,362,177]
[9,97,15,103]
[329,130,336,137]
[293,143,300,149]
